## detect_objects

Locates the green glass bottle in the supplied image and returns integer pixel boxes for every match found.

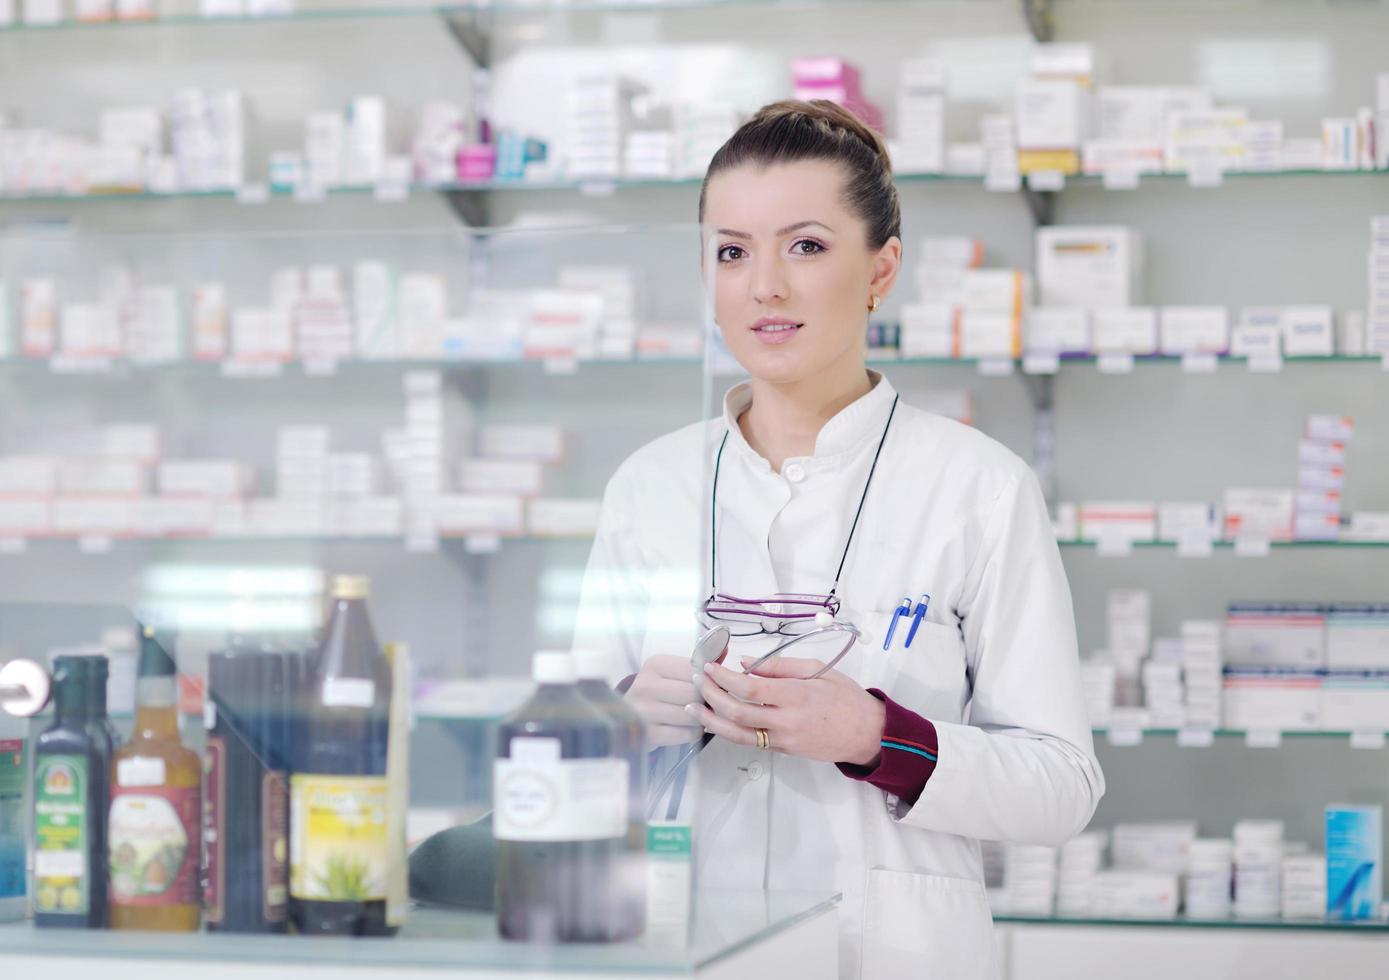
[33,655,111,928]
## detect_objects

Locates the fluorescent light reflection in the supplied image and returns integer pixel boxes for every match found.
[1197,40,1330,101]
[141,563,326,632]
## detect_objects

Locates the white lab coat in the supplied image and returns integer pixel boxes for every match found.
[574,372,1104,980]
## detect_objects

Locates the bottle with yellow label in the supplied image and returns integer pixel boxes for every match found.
[290,575,395,937]
[33,655,111,929]
[110,627,202,932]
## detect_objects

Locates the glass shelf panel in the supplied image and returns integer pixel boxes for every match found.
[0,890,841,971]
[995,912,1389,932]
[1,169,1384,205]
[1092,728,1387,740]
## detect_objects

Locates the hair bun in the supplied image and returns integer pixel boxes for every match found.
[751,99,893,176]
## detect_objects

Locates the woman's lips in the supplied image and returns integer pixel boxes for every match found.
[751,320,803,346]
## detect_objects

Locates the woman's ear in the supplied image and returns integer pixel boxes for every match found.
[868,236,902,299]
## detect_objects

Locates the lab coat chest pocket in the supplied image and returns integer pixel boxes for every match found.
[876,620,971,726]
[860,868,998,980]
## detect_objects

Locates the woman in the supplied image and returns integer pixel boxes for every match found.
[574,100,1103,980]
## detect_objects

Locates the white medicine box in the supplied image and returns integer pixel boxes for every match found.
[1015,79,1090,150]
[1036,226,1144,310]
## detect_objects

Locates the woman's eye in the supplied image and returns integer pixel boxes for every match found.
[717,245,746,262]
[792,239,825,255]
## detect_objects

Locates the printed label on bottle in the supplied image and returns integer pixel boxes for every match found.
[109,784,201,907]
[203,737,226,923]
[262,770,289,921]
[494,738,629,842]
[118,756,166,787]
[289,774,389,902]
[33,754,89,915]
[0,740,25,901]
[322,677,375,708]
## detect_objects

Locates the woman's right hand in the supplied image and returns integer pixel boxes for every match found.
[627,654,709,747]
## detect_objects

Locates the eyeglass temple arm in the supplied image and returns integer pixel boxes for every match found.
[744,622,863,679]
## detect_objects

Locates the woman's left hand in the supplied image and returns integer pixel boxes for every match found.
[688,657,886,767]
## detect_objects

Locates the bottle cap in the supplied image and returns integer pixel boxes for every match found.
[49,656,86,704]
[571,649,611,681]
[532,652,575,684]
[137,625,178,678]
[331,575,371,600]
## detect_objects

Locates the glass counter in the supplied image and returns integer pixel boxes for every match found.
[0,889,841,975]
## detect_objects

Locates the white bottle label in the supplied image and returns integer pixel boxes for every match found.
[494,737,628,842]
[117,756,166,787]
[322,677,375,708]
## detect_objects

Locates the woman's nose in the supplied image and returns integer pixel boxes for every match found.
[749,255,789,305]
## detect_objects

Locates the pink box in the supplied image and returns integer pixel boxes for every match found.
[791,57,862,91]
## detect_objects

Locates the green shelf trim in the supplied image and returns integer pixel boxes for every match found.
[995,913,1389,931]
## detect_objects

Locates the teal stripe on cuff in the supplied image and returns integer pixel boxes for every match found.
[881,740,937,762]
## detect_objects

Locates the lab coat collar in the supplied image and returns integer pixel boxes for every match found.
[721,370,897,468]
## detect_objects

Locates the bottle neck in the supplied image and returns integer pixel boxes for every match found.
[89,678,108,719]
[318,598,379,670]
[54,685,90,723]
[134,675,179,739]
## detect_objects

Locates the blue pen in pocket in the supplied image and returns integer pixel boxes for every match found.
[883,598,912,651]
[904,594,931,648]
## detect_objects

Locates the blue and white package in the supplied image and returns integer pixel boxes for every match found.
[1325,804,1382,921]
[0,738,25,922]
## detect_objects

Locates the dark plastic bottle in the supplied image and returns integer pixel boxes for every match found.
[33,655,110,928]
[206,646,292,934]
[494,652,627,943]
[290,575,394,937]
[573,650,647,941]
[82,655,115,924]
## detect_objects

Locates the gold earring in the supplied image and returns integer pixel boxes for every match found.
[868,295,881,313]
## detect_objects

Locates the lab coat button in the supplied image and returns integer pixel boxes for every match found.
[745,760,765,780]
[784,463,806,483]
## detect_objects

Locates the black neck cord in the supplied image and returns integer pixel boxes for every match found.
[709,393,900,596]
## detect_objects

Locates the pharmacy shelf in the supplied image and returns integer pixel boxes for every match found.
[0,0,931,35]
[17,534,1386,554]
[1093,728,1389,743]
[994,913,1389,932]
[3,0,1385,36]
[4,353,1386,379]
[3,168,1385,208]
[1060,540,1389,551]
[0,533,595,547]
[0,355,708,381]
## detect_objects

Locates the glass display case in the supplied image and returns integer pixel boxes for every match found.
[0,219,854,974]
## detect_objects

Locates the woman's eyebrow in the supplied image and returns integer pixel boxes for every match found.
[715,220,836,239]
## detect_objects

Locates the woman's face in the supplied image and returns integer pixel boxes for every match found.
[702,158,900,387]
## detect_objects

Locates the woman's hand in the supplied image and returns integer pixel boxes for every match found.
[627,654,710,747]
[688,657,886,766]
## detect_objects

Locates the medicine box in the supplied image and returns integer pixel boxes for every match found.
[1222,667,1322,729]
[1327,605,1389,669]
[1159,306,1229,355]
[1092,308,1157,354]
[1325,805,1381,921]
[1036,227,1144,310]
[1224,602,1326,667]
[1024,308,1091,355]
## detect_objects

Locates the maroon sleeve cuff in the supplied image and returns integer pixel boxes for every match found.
[835,688,939,807]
